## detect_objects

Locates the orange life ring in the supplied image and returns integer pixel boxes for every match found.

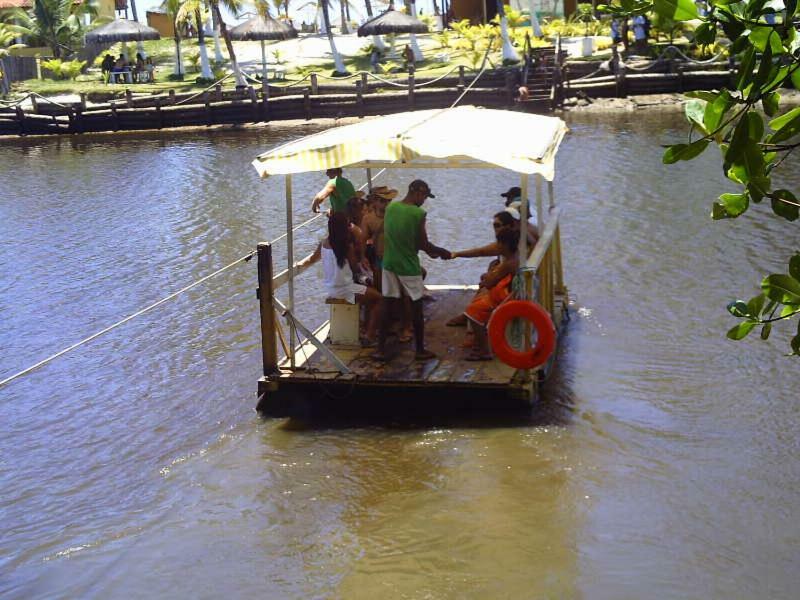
[487,300,555,370]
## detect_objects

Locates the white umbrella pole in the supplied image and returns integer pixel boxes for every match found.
[372,35,386,51]
[261,39,268,83]
[530,0,543,38]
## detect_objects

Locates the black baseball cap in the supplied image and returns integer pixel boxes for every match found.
[500,186,521,200]
[409,179,435,198]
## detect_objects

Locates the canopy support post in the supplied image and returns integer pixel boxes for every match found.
[261,40,268,87]
[535,174,543,231]
[285,174,295,369]
[518,173,529,300]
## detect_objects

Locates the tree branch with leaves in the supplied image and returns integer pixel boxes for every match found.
[600,0,800,355]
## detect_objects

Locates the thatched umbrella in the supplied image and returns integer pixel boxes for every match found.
[85,19,161,50]
[357,7,429,63]
[229,15,297,87]
[357,7,429,37]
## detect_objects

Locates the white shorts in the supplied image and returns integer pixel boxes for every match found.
[382,270,424,301]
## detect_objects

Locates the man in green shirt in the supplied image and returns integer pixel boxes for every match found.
[311,167,361,214]
[374,179,451,362]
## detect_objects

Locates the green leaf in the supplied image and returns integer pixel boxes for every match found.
[685,91,719,101]
[712,201,728,219]
[727,321,756,340]
[789,253,800,281]
[746,111,764,141]
[750,41,774,99]
[728,299,751,317]
[771,190,800,221]
[761,274,800,304]
[654,0,699,20]
[747,293,766,317]
[762,92,780,117]
[780,304,800,318]
[685,98,708,130]
[663,139,710,164]
[792,67,800,91]
[768,106,800,143]
[703,91,731,133]
[762,299,777,316]
[720,192,749,217]
[749,26,783,53]
[747,175,770,203]
[737,46,757,91]
[760,322,772,340]
[694,22,716,45]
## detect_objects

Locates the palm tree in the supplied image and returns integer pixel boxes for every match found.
[210,6,225,62]
[407,0,422,60]
[178,0,214,78]
[320,0,346,73]
[208,0,246,85]
[161,0,185,76]
[10,0,95,58]
[339,0,349,34]
[495,0,519,62]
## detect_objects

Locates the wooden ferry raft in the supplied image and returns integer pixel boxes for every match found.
[251,106,568,417]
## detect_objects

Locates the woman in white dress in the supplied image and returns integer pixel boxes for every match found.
[297,212,382,345]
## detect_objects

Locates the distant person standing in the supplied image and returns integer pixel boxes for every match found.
[632,14,648,54]
[373,180,450,362]
[311,167,360,214]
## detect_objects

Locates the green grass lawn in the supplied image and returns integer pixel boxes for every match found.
[8,34,521,100]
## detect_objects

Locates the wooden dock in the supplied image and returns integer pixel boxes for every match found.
[256,285,568,417]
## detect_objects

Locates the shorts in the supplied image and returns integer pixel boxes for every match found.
[382,270,424,301]
[327,282,367,305]
[464,275,512,326]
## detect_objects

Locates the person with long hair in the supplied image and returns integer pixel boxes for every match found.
[296,212,381,345]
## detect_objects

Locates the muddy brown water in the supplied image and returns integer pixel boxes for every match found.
[1,111,799,598]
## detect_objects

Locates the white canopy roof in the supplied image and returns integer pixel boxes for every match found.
[252,106,568,181]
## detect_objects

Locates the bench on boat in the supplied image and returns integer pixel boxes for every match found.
[325,297,360,345]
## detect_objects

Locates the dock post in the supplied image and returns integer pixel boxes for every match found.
[125,89,133,108]
[257,243,279,376]
[360,71,368,91]
[168,89,176,105]
[310,73,319,94]
[458,65,465,90]
[155,97,163,129]
[30,95,39,114]
[204,91,212,125]
[505,70,514,106]
[356,80,365,117]
[215,83,222,102]
[79,93,87,111]
[248,85,259,121]
[408,73,415,109]
[303,89,311,120]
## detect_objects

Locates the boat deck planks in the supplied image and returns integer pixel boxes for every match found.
[277,287,519,386]
[258,286,568,415]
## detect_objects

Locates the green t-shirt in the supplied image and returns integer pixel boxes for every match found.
[328,176,356,213]
[382,201,426,276]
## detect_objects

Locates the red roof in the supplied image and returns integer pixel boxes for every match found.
[0,0,32,8]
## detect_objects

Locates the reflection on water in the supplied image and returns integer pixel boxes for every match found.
[1,112,799,598]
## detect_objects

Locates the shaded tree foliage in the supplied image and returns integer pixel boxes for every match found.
[601,0,800,355]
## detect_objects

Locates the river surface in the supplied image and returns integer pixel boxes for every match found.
[1,111,799,599]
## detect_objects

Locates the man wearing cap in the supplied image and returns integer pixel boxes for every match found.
[311,167,363,214]
[374,179,450,362]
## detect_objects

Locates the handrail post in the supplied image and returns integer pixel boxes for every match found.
[310,73,319,94]
[408,72,415,109]
[257,242,279,376]
[285,174,295,368]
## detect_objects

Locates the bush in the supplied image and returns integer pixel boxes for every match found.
[186,51,201,72]
[40,58,86,80]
